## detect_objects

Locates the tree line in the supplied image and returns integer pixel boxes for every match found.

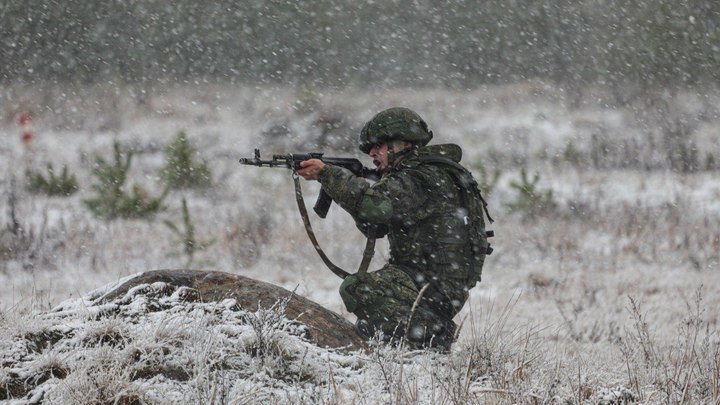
[1,0,718,90]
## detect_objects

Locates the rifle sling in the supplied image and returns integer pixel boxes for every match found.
[293,174,374,279]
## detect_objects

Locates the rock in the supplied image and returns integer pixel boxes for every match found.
[1,269,370,402]
[93,269,367,351]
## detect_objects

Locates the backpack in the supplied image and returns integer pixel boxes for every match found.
[418,147,494,283]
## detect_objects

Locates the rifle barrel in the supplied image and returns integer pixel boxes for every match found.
[239,150,378,179]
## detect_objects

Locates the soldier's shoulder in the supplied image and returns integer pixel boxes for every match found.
[392,160,452,190]
[419,144,463,162]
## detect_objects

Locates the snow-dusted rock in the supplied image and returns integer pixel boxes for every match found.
[1,270,369,403]
[70,269,367,352]
[94,270,366,350]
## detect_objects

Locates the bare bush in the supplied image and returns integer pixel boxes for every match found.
[621,288,720,403]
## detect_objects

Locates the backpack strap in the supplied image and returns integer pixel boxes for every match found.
[418,155,494,224]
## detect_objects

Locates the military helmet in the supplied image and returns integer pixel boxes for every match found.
[359,107,433,153]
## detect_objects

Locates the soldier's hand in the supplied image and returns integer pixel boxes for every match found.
[296,159,325,180]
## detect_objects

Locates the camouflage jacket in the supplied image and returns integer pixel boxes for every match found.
[318,144,487,304]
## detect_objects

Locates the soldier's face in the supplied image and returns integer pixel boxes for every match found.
[368,143,389,172]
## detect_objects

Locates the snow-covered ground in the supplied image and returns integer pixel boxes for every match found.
[1,83,719,403]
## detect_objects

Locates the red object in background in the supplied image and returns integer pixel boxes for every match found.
[19,113,32,126]
[19,113,34,145]
[22,131,33,144]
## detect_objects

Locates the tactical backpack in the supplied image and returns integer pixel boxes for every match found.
[418,146,494,284]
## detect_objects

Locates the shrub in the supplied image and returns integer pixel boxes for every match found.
[163,198,214,266]
[0,179,37,263]
[562,140,585,166]
[160,131,212,190]
[472,160,501,197]
[84,141,166,220]
[706,153,716,171]
[505,168,556,219]
[25,163,79,196]
[668,141,700,173]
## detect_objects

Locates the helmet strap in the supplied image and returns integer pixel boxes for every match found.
[387,141,413,168]
[387,142,396,166]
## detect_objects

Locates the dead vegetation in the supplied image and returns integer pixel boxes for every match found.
[1,83,720,403]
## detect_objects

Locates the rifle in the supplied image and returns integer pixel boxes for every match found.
[239,148,381,279]
[239,148,380,218]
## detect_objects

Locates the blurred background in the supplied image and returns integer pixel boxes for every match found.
[2,0,718,95]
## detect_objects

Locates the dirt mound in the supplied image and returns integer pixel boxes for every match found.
[93,269,366,351]
[1,270,367,403]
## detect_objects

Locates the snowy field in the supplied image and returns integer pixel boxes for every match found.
[1,82,719,403]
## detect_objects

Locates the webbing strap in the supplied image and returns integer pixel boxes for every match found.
[418,155,494,224]
[292,174,374,279]
[358,235,375,274]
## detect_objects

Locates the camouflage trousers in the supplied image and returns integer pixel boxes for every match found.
[339,265,457,351]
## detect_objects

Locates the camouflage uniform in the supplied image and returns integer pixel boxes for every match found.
[318,143,489,350]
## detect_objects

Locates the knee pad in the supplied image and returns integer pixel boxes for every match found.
[339,274,361,312]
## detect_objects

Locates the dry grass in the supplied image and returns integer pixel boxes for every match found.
[1,82,720,403]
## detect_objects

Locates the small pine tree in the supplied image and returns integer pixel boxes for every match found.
[562,140,584,166]
[163,198,214,266]
[505,168,556,219]
[25,163,79,196]
[84,141,166,220]
[705,152,716,171]
[160,131,212,190]
[472,160,501,197]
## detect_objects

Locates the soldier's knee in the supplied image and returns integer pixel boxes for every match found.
[339,274,364,312]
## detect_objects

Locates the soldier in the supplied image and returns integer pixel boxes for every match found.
[297,107,492,351]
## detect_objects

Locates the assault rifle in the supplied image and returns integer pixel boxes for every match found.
[240,148,381,279]
[239,148,380,218]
